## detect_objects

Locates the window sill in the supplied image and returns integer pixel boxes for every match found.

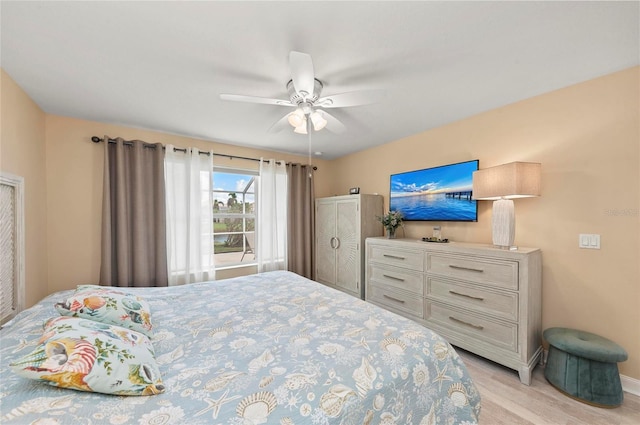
[215,262,257,272]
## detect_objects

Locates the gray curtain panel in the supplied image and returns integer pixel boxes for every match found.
[286,164,315,279]
[100,136,168,287]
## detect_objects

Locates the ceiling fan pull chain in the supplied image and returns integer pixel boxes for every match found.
[307,116,313,178]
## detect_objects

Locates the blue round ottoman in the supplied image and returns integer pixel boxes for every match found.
[544,327,628,407]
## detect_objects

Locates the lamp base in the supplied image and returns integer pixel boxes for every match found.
[492,199,515,248]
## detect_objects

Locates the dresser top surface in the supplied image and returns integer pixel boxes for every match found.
[366,237,540,256]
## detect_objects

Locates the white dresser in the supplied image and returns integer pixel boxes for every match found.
[365,237,542,385]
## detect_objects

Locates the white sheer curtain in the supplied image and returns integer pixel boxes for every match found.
[165,145,215,285]
[256,158,288,272]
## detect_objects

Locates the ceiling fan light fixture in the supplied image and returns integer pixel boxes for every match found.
[287,108,305,127]
[293,119,308,134]
[310,111,327,131]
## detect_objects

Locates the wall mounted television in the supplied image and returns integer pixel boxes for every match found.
[390,159,479,222]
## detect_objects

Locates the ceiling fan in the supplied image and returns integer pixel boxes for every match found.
[220,51,384,135]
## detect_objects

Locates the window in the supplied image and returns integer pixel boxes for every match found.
[212,168,257,268]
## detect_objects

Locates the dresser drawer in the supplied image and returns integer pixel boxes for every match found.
[427,253,518,290]
[368,285,423,319]
[425,301,518,352]
[369,245,424,271]
[427,277,518,321]
[368,264,423,295]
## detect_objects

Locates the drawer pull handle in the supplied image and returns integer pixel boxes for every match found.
[448,290,484,301]
[383,274,405,282]
[449,316,484,330]
[383,254,406,260]
[449,264,484,273]
[383,294,406,304]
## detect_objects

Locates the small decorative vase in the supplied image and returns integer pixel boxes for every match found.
[387,227,396,239]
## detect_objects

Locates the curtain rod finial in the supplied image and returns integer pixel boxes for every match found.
[91,136,102,143]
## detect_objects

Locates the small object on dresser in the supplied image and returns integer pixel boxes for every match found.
[433,226,442,240]
[422,237,449,243]
[377,210,403,239]
[349,187,360,194]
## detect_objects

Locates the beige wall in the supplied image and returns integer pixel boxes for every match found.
[44,115,331,293]
[3,65,638,380]
[328,67,640,379]
[0,70,49,308]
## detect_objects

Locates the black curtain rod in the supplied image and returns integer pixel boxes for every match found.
[91,136,317,170]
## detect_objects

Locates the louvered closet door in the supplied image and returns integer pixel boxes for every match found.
[335,199,359,293]
[315,201,336,285]
[0,173,24,326]
[0,184,16,323]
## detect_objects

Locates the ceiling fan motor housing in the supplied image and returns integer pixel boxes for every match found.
[287,79,323,105]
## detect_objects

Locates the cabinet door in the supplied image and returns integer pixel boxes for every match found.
[335,199,359,293]
[316,201,336,284]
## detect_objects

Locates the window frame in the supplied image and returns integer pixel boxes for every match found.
[211,166,258,269]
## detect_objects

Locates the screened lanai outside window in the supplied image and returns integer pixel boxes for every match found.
[212,168,257,267]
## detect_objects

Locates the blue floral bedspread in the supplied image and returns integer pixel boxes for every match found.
[1,271,480,424]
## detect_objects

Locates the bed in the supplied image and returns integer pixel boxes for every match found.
[1,270,480,424]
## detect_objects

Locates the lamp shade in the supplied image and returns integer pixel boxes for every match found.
[288,109,305,127]
[472,162,541,200]
[293,120,308,134]
[310,111,327,131]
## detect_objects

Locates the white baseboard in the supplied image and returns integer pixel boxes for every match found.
[621,375,640,396]
[542,349,639,396]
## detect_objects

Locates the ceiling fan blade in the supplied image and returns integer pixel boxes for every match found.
[268,113,292,133]
[320,111,346,134]
[289,51,315,98]
[220,94,294,107]
[316,89,385,108]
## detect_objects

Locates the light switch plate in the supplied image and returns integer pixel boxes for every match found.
[579,234,600,249]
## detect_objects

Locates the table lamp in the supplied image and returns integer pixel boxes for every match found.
[472,162,541,248]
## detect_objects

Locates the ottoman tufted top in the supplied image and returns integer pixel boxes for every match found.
[544,327,628,363]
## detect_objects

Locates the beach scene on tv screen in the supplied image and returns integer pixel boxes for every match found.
[390,161,478,221]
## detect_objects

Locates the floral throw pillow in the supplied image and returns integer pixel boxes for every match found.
[55,285,154,337]
[10,316,164,396]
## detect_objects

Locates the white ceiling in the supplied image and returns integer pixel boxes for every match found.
[1,1,638,159]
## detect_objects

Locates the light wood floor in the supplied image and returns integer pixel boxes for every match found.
[456,349,640,425]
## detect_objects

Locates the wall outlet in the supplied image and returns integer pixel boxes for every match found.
[579,234,600,249]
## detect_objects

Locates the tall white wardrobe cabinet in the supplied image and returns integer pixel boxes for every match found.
[315,194,383,299]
